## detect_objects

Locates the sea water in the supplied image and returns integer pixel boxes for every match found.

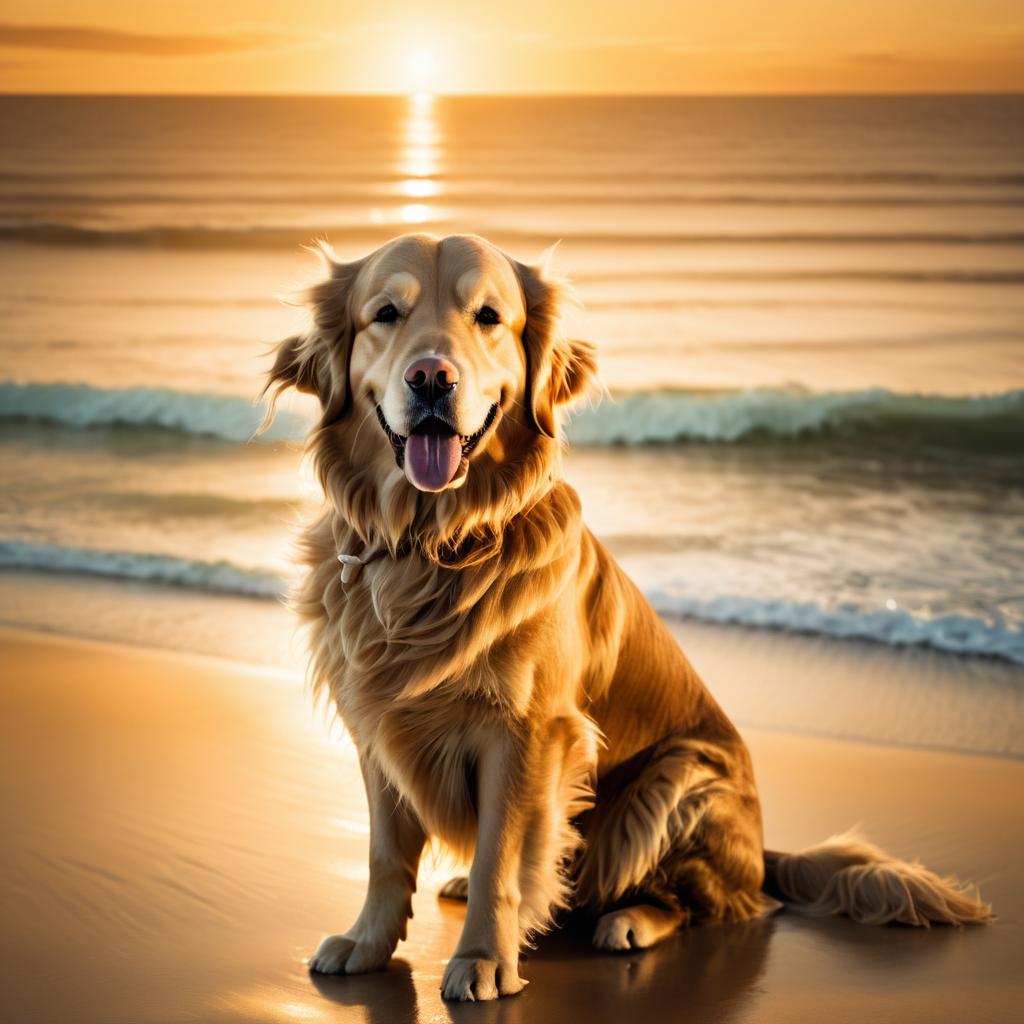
[0,94,1022,670]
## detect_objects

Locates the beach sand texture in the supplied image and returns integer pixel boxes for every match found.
[2,627,1020,1024]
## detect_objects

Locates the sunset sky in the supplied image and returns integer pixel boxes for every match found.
[1,0,1022,95]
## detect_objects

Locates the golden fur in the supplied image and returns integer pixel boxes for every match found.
[265,233,992,1002]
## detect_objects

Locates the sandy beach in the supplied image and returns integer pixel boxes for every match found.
[1,625,1020,1024]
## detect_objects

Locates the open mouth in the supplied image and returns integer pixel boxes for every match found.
[376,403,499,491]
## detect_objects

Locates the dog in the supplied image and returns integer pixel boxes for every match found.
[264,233,992,1002]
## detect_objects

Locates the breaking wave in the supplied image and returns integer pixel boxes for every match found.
[0,382,303,444]
[566,386,1024,450]
[3,381,1022,452]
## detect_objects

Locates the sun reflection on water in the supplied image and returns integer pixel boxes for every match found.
[399,203,430,223]
[399,177,440,198]
[396,92,441,224]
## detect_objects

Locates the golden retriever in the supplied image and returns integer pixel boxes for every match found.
[265,233,991,1002]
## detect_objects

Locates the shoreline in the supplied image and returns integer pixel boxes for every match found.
[1,626,1021,1023]
[1,567,1022,758]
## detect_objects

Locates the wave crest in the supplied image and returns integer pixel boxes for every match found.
[3,381,1022,452]
[566,387,1024,450]
[0,382,306,443]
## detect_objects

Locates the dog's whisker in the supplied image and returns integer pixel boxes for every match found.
[348,406,376,451]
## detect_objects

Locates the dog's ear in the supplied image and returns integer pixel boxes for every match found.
[265,333,329,402]
[262,247,367,426]
[515,255,598,438]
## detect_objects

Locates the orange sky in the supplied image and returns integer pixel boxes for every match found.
[1,0,1022,95]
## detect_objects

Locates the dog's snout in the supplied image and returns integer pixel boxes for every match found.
[404,356,459,402]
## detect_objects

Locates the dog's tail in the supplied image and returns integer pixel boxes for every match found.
[763,831,993,926]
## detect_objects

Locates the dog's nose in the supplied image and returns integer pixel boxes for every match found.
[404,356,459,402]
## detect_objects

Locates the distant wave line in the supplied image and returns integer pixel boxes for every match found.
[571,268,1024,286]
[4,190,1023,209]
[0,169,1021,187]
[10,272,1024,305]
[3,221,1023,250]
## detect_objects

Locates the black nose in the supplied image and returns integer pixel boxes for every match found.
[404,356,459,403]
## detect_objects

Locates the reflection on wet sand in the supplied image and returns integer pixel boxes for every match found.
[245,911,776,1024]
[311,959,419,1024]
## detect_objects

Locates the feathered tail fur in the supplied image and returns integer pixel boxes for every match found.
[763,832,993,927]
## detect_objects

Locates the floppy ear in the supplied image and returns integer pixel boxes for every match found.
[265,332,330,402]
[262,246,366,425]
[516,256,598,438]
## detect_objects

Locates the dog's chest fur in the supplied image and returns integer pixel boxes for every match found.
[330,583,555,853]
[298,484,588,851]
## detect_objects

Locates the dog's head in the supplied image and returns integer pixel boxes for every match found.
[266,234,596,534]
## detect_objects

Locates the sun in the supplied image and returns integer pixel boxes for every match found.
[408,49,438,93]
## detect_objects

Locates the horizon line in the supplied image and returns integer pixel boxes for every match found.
[2,89,1023,100]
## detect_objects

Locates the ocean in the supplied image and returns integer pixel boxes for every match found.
[1,93,1022,686]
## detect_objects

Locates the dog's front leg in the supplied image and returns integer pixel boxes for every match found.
[441,729,529,1001]
[310,754,425,975]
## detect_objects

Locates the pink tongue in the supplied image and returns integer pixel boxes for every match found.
[405,432,462,491]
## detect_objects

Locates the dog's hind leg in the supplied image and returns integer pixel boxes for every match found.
[438,875,469,900]
[577,733,765,950]
[593,903,689,950]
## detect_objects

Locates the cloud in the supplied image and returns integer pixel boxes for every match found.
[0,22,290,57]
[844,51,911,65]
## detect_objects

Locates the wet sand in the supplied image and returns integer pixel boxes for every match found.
[1,626,1021,1023]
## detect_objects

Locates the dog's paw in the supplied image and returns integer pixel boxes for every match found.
[309,933,394,975]
[441,957,527,1001]
[592,907,658,951]
[438,876,469,901]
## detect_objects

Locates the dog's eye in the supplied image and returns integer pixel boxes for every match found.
[475,305,501,327]
[373,303,400,324]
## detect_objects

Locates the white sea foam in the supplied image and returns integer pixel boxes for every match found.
[643,588,1024,666]
[0,540,283,599]
[2,539,1020,665]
